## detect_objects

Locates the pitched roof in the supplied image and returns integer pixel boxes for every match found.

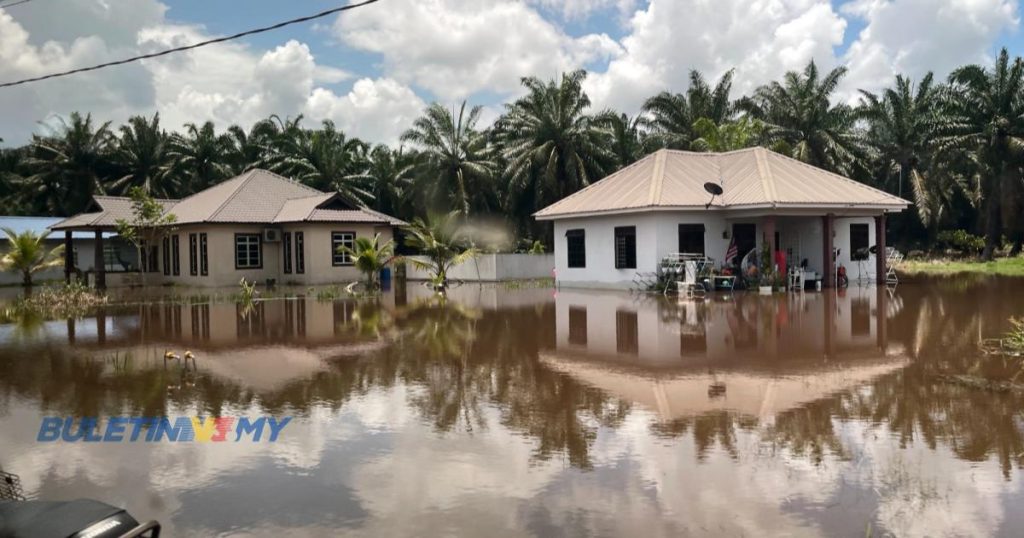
[273,193,407,225]
[51,196,178,230]
[0,216,110,239]
[52,169,405,229]
[534,147,910,219]
[168,169,322,224]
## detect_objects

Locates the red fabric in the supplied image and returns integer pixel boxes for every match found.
[774,250,787,276]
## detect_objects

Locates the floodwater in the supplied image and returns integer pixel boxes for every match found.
[1,278,1023,537]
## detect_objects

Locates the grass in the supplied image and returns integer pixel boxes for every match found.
[897,256,1024,277]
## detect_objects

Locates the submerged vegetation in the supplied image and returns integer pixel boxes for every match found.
[1,282,107,321]
[897,256,1024,277]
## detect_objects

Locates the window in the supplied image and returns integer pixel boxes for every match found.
[282,232,293,274]
[678,224,705,255]
[614,226,637,269]
[235,234,262,269]
[850,223,870,261]
[568,306,587,347]
[332,231,355,266]
[295,232,305,274]
[171,235,180,276]
[189,234,198,276]
[199,233,208,276]
[616,310,639,355]
[149,245,158,273]
[566,229,586,268]
[162,237,170,276]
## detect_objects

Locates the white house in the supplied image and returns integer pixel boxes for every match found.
[534,147,910,289]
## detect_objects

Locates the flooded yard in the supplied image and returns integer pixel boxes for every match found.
[1,278,1023,536]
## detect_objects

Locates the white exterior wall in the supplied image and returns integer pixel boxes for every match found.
[551,212,883,289]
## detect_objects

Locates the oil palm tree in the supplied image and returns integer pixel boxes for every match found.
[498,70,613,213]
[224,119,278,175]
[346,145,415,217]
[858,73,951,228]
[937,48,1024,259]
[595,111,645,168]
[168,121,232,193]
[741,61,865,176]
[24,112,114,216]
[268,119,370,205]
[402,211,479,292]
[111,114,178,198]
[0,227,65,287]
[402,102,497,215]
[336,233,395,289]
[641,69,735,150]
[690,117,764,152]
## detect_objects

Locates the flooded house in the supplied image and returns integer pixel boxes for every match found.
[534,147,910,289]
[49,169,405,288]
[0,216,127,286]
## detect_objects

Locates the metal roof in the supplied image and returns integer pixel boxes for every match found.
[52,169,404,229]
[534,147,910,219]
[0,216,110,239]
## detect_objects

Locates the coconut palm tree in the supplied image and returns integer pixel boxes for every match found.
[268,119,370,205]
[937,48,1024,259]
[498,70,614,213]
[402,102,497,215]
[0,228,65,287]
[111,114,178,198]
[336,233,395,289]
[346,144,415,217]
[741,61,865,176]
[402,211,479,292]
[168,121,232,193]
[641,69,735,150]
[24,112,114,216]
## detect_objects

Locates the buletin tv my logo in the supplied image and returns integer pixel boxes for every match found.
[37,416,291,442]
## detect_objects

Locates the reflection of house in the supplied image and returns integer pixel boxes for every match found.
[0,216,129,285]
[534,148,909,289]
[51,169,405,288]
[546,288,906,421]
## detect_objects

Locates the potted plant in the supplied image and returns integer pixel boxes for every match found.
[758,243,774,295]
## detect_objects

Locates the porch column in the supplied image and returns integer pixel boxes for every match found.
[822,214,835,288]
[875,213,887,285]
[64,231,73,283]
[762,216,777,254]
[94,230,106,290]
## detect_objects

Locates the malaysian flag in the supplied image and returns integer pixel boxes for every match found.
[724,237,738,265]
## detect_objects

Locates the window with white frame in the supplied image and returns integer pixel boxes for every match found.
[331,232,355,266]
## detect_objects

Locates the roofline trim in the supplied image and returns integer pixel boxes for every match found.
[535,202,910,220]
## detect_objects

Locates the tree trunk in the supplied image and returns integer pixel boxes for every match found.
[981,165,1006,261]
[22,270,32,289]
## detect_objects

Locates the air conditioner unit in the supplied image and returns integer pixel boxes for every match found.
[263,228,281,242]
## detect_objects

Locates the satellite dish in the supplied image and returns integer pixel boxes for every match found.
[703,182,724,196]
[703,182,724,209]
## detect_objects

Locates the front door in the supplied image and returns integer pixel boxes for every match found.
[732,223,756,265]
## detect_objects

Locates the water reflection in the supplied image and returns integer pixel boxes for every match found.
[0,280,1022,536]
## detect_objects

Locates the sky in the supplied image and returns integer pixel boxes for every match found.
[0,0,1021,146]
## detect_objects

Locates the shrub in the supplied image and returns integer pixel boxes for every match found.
[936,229,985,256]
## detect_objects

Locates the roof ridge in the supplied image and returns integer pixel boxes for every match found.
[647,150,667,205]
[753,147,778,206]
[251,168,324,195]
[206,169,258,222]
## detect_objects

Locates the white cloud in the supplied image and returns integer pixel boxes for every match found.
[584,0,848,114]
[304,77,426,145]
[839,0,1020,98]
[334,0,622,101]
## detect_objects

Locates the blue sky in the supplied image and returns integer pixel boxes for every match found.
[1,0,1021,145]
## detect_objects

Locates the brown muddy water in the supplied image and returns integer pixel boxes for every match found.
[1,278,1023,537]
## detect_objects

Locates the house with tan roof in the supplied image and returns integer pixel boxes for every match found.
[51,169,405,288]
[534,147,909,289]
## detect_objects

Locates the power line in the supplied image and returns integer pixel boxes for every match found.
[0,0,35,9]
[0,0,380,89]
